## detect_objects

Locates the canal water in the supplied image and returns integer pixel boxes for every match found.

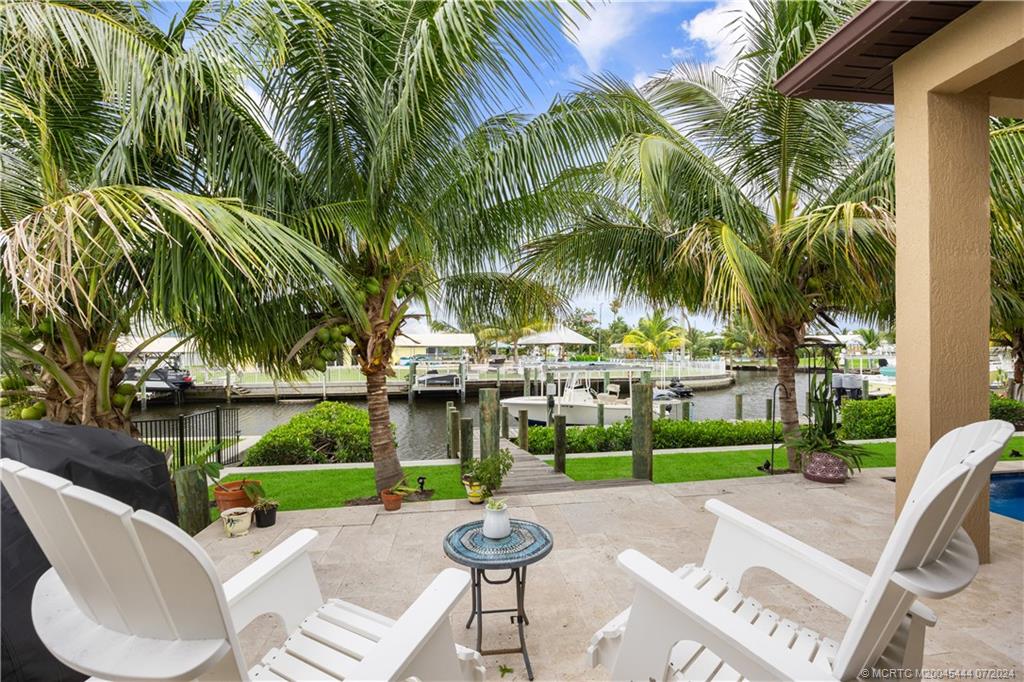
[136,371,811,459]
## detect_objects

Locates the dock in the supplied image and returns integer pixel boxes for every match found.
[496,436,651,495]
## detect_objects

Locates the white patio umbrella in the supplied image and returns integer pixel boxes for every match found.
[516,326,595,345]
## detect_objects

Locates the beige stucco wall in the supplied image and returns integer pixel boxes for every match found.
[893,1,1024,563]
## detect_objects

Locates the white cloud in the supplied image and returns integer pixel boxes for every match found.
[663,45,694,61]
[632,71,654,90]
[563,2,643,72]
[681,0,750,68]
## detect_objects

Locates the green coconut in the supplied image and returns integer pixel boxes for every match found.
[316,327,332,343]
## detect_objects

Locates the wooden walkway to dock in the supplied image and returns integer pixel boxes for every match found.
[496,437,650,495]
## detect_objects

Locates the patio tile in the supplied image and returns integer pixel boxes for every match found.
[198,474,1023,680]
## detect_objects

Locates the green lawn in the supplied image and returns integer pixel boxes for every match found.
[563,437,1024,483]
[213,437,1023,512]
[218,464,464,512]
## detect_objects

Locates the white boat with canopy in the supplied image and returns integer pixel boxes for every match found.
[500,368,687,426]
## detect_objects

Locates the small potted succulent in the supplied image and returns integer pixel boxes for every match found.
[252,495,279,528]
[790,377,869,484]
[482,497,511,539]
[221,507,253,537]
[380,478,417,511]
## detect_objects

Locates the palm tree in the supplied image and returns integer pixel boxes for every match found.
[683,328,713,359]
[990,121,1024,397]
[623,310,684,359]
[722,318,763,360]
[856,328,882,352]
[1,0,344,431]
[253,2,578,492]
[523,2,899,469]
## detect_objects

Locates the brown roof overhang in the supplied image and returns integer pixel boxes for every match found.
[775,1,980,103]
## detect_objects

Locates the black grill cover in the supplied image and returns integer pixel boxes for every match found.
[1,421,177,682]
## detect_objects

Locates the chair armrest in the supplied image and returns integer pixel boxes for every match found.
[223,528,324,632]
[702,499,937,626]
[617,550,829,681]
[351,568,470,680]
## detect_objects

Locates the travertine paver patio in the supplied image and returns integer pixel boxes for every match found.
[197,466,1024,680]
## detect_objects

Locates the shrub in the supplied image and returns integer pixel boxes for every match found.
[840,394,1023,439]
[524,419,781,454]
[243,401,379,466]
[840,396,896,439]
[989,395,1024,429]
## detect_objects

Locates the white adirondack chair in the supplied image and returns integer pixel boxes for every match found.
[587,419,1014,681]
[0,459,485,682]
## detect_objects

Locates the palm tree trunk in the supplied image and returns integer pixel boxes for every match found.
[775,346,801,471]
[365,367,403,492]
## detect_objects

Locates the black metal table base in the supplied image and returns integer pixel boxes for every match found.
[465,566,534,680]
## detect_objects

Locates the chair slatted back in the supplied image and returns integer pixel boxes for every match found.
[832,420,1013,679]
[0,459,248,681]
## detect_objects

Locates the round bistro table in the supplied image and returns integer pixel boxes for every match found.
[443,519,553,680]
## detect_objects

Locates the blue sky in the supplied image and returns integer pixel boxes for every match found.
[516,1,746,115]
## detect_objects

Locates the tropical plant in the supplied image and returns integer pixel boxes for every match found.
[856,328,882,351]
[0,0,345,432]
[788,375,869,474]
[523,2,901,469]
[622,309,684,359]
[721,318,763,360]
[683,327,714,359]
[990,121,1024,398]
[254,2,587,493]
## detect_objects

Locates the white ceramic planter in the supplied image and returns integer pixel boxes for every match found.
[222,507,253,537]
[482,507,511,539]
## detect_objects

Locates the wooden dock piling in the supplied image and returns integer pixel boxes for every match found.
[553,415,567,474]
[479,388,499,460]
[631,380,653,480]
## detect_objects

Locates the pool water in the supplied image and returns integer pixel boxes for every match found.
[990,472,1024,521]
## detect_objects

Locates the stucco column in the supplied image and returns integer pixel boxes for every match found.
[894,88,991,561]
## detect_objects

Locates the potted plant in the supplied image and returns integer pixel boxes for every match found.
[462,449,514,503]
[213,476,263,512]
[482,497,511,539]
[461,472,485,504]
[221,507,253,537]
[790,377,869,483]
[380,478,417,511]
[253,496,279,528]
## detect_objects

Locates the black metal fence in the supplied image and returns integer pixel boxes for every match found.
[135,406,241,467]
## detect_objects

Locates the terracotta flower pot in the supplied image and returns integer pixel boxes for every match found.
[803,451,847,484]
[213,479,261,512]
[380,489,402,511]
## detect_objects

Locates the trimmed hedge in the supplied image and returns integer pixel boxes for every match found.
[841,394,1024,439]
[243,401,377,466]
[840,396,896,439]
[524,419,782,455]
[990,395,1024,429]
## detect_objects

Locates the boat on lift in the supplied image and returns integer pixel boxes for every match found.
[500,370,685,426]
